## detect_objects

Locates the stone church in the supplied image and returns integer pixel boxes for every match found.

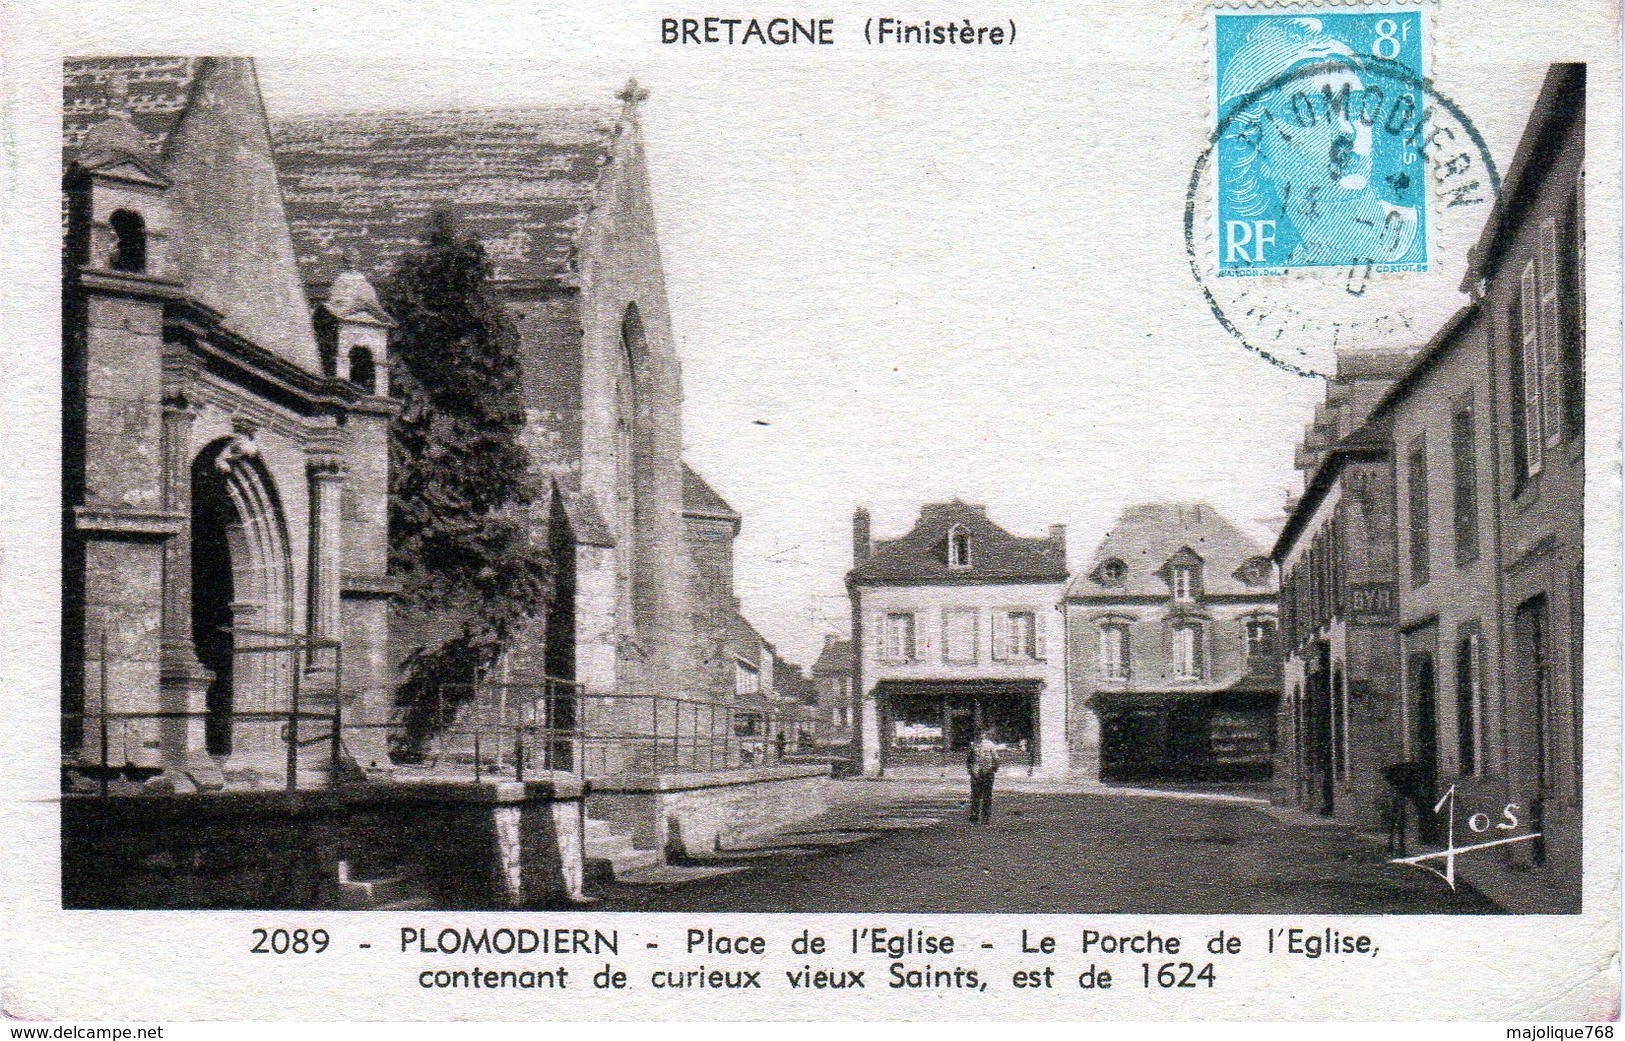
[271,81,738,723]
[62,58,398,789]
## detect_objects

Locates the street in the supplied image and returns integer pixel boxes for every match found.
[588,779,1501,914]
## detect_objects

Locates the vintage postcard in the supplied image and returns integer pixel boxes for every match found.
[0,0,1619,1025]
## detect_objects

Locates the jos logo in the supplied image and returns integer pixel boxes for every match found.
[1389,784,1540,890]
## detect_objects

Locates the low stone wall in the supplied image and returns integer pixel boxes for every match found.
[586,765,830,860]
[62,777,585,910]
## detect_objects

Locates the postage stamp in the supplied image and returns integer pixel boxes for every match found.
[1,0,1621,1029]
[1212,6,1431,276]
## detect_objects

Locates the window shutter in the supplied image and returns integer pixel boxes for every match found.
[1034,613,1048,660]
[904,615,916,661]
[1520,261,1545,474]
[1122,628,1131,679]
[1538,218,1565,446]
[992,612,1008,661]
[1097,627,1111,672]
[871,613,886,660]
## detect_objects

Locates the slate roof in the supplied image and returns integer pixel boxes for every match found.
[63,57,205,166]
[271,106,622,289]
[810,638,854,678]
[682,463,741,523]
[1067,502,1273,599]
[849,501,1068,586]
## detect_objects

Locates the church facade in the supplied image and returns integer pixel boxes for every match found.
[62,58,398,790]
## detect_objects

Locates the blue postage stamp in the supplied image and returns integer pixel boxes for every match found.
[1213,6,1429,276]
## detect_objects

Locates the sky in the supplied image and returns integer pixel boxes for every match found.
[21,0,1574,667]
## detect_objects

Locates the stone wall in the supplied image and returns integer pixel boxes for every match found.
[62,778,585,910]
[586,765,830,860]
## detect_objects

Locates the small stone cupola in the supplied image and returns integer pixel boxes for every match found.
[66,80,176,281]
[314,263,394,394]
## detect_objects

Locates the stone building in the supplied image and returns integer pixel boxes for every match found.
[847,502,1070,777]
[273,84,698,718]
[62,57,397,790]
[809,636,856,749]
[1472,62,1585,910]
[1065,502,1280,781]
[1271,65,1584,912]
[1272,351,1409,821]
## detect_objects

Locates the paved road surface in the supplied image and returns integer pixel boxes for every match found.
[587,781,1499,914]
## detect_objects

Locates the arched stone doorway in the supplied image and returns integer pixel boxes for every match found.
[190,435,295,776]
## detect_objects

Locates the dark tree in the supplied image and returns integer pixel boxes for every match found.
[382,212,550,751]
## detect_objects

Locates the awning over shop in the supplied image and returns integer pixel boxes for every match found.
[872,679,1043,699]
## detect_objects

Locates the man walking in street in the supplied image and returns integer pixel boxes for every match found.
[967,729,1001,823]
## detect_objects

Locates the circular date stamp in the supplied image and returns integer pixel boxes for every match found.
[1188,9,1501,377]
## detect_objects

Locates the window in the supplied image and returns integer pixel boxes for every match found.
[1244,618,1277,663]
[1406,435,1430,587]
[1456,629,1482,776]
[1099,558,1126,586]
[1237,557,1271,587]
[1173,623,1203,680]
[942,609,978,664]
[1451,403,1479,566]
[1538,218,1565,449]
[735,660,760,697]
[995,610,1043,660]
[109,209,147,273]
[1508,251,1547,480]
[1171,565,1196,601]
[348,346,377,394]
[881,613,916,662]
[1098,624,1129,681]
[948,526,971,568]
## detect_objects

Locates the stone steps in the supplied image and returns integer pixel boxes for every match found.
[584,818,661,883]
[334,859,429,910]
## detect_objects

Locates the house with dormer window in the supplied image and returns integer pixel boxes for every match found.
[1063,502,1280,781]
[846,501,1070,777]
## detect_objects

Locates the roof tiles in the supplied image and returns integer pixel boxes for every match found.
[64,57,203,166]
[271,107,621,289]
[1068,501,1272,599]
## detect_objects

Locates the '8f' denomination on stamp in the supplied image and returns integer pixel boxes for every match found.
[1213,6,1429,276]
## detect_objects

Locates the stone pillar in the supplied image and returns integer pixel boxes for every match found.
[306,451,345,694]
[155,386,219,787]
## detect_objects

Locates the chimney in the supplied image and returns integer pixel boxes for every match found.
[1048,523,1066,544]
[853,507,871,563]
[824,633,837,648]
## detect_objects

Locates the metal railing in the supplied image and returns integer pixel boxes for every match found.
[65,667,821,792]
[352,684,819,780]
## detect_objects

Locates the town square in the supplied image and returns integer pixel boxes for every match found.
[55,46,1585,921]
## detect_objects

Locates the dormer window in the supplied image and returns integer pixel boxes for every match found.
[108,209,147,273]
[1171,564,1197,601]
[1236,556,1272,588]
[948,526,971,568]
[1099,558,1126,586]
